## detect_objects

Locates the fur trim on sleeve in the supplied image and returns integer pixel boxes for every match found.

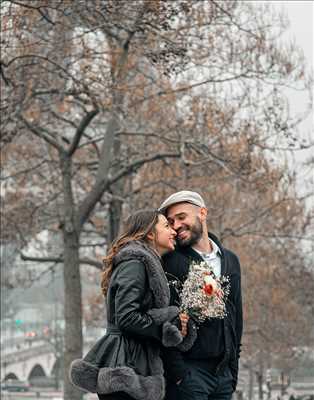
[176,318,198,352]
[162,321,183,347]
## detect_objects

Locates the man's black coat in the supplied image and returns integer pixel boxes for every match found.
[161,232,243,391]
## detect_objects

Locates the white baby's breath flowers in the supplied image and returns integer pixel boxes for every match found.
[179,261,230,323]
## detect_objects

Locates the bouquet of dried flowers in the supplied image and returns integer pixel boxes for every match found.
[179,260,230,323]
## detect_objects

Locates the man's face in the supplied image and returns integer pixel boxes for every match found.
[166,202,204,247]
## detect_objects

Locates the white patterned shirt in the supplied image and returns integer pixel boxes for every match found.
[193,238,222,277]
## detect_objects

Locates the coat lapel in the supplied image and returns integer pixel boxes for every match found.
[220,250,227,276]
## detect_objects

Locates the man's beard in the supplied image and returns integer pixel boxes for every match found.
[177,217,203,248]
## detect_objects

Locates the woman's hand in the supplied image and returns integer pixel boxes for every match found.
[179,312,189,337]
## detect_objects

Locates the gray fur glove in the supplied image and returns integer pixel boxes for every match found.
[162,316,198,351]
[161,321,183,347]
[176,318,198,352]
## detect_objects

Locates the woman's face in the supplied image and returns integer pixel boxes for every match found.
[151,214,177,256]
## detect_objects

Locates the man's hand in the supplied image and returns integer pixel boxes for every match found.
[179,312,189,337]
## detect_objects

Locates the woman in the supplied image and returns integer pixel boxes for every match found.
[70,209,187,400]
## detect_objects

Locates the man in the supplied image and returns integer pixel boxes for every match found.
[159,190,243,400]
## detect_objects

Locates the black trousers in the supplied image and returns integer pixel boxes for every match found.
[98,392,135,400]
[165,360,233,400]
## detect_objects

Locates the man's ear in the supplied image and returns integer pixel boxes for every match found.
[200,207,208,222]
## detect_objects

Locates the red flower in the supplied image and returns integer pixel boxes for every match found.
[203,274,218,296]
[203,283,215,296]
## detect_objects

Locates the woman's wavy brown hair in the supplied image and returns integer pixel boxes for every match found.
[101,209,161,296]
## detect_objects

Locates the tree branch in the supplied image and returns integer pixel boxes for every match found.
[76,152,180,230]
[108,152,181,187]
[130,72,249,108]
[20,116,65,153]
[67,108,99,157]
[20,253,103,269]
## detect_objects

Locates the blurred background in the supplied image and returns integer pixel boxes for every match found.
[1,1,313,399]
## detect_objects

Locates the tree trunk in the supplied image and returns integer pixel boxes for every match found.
[63,229,83,400]
[257,371,264,400]
[107,137,125,244]
[60,155,83,400]
[248,365,254,400]
[108,197,123,244]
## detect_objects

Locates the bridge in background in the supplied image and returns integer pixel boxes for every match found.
[1,323,104,384]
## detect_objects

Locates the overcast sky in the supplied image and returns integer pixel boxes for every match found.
[280,1,313,67]
[267,1,313,197]
[274,0,313,128]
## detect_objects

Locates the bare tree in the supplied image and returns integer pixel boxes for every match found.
[1,1,313,399]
